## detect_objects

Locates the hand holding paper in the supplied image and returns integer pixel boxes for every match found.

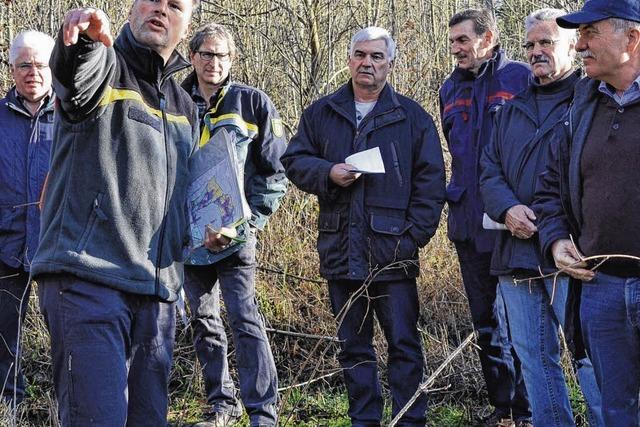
[329,163,360,187]
[345,147,386,174]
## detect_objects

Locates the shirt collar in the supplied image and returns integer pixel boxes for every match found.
[598,74,640,106]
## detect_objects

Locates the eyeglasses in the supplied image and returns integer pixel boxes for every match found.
[195,51,231,62]
[14,62,49,72]
[522,39,560,51]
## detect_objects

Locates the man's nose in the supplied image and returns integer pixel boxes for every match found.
[153,0,168,15]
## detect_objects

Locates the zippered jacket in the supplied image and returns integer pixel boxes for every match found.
[534,77,601,259]
[480,69,581,275]
[281,82,445,281]
[31,24,199,302]
[532,76,604,360]
[440,48,530,253]
[0,88,55,270]
[181,73,287,265]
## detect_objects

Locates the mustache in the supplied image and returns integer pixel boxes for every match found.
[530,54,549,65]
[578,50,596,59]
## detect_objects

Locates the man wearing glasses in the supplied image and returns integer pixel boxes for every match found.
[0,30,55,407]
[480,8,602,426]
[181,24,287,427]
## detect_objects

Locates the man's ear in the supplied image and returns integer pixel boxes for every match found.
[627,27,640,54]
[482,29,494,48]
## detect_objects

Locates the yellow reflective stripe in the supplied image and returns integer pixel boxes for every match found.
[211,114,258,134]
[99,86,190,125]
[200,114,259,147]
[199,125,211,147]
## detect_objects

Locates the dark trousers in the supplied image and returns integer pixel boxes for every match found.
[38,274,176,427]
[328,278,427,426]
[0,262,30,405]
[184,233,278,426]
[454,242,530,420]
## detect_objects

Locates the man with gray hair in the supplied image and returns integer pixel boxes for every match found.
[533,0,640,424]
[181,23,287,427]
[0,29,54,406]
[282,26,445,425]
[480,8,603,426]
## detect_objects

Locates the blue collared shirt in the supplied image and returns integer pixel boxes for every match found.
[598,74,640,106]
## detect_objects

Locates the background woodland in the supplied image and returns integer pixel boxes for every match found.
[0,0,584,425]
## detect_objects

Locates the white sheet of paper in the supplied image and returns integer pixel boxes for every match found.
[482,213,508,231]
[345,147,386,174]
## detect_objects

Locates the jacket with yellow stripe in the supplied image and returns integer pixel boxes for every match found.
[181,72,287,263]
[31,24,199,302]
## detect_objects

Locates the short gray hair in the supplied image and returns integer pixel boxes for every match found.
[525,8,576,43]
[9,30,55,65]
[610,17,640,33]
[189,23,237,60]
[348,26,396,61]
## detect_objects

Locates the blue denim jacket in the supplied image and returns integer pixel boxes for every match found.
[0,88,54,270]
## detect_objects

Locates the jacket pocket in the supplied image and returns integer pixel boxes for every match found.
[75,192,108,253]
[445,184,468,242]
[389,141,404,186]
[128,107,162,132]
[318,212,340,232]
[367,214,417,271]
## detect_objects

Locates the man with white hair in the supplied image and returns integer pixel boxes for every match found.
[0,29,54,406]
[282,26,445,425]
[480,8,603,426]
[534,0,640,424]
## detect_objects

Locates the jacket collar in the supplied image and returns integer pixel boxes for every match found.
[7,86,55,118]
[115,23,191,84]
[328,80,402,122]
[450,45,507,82]
[509,68,582,120]
[181,71,232,103]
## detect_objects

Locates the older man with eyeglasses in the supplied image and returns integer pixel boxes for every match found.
[0,29,55,407]
[480,8,603,427]
[181,23,287,427]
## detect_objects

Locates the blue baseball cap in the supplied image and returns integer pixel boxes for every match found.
[556,0,640,29]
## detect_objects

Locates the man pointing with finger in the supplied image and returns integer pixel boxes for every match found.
[31,1,199,425]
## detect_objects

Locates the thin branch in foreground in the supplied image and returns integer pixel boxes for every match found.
[265,327,339,343]
[388,331,476,427]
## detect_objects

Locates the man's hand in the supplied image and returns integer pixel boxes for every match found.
[204,226,236,252]
[505,204,537,239]
[329,163,360,187]
[551,239,595,281]
[62,8,113,47]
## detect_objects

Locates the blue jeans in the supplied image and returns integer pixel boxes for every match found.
[499,275,603,426]
[0,262,30,405]
[38,274,176,427]
[455,243,530,420]
[184,233,278,426]
[328,278,427,426]
[581,272,640,426]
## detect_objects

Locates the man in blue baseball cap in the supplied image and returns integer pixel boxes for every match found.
[533,1,640,425]
[556,0,640,28]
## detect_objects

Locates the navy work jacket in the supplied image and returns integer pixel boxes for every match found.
[480,70,581,275]
[281,82,445,281]
[0,88,54,270]
[440,48,530,252]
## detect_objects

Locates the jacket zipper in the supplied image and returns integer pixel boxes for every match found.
[155,91,171,296]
